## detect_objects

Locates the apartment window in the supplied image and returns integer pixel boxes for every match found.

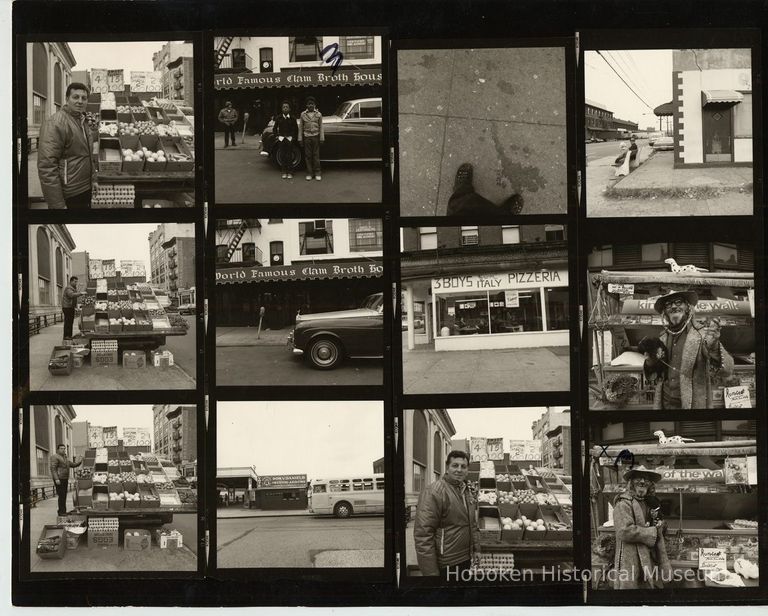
[215,244,228,263]
[36,227,51,305]
[733,92,752,139]
[339,36,375,59]
[641,243,668,263]
[589,245,613,268]
[299,220,334,255]
[55,247,64,292]
[460,226,479,246]
[545,225,565,241]
[502,225,521,245]
[290,37,321,62]
[419,227,437,250]
[32,43,47,124]
[269,241,284,265]
[349,218,382,252]
[242,242,256,263]
[259,47,273,72]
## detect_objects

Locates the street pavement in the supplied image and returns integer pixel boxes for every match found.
[398,48,568,216]
[586,143,753,217]
[402,342,570,394]
[216,514,384,568]
[29,493,198,572]
[28,319,197,391]
[214,143,382,204]
[216,344,383,386]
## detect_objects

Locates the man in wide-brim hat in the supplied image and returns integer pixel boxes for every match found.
[612,464,671,589]
[642,288,733,410]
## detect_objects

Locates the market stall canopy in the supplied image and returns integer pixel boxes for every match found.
[215,67,382,90]
[216,260,383,284]
[653,101,674,117]
[702,90,744,106]
[593,270,754,289]
[590,440,757,458]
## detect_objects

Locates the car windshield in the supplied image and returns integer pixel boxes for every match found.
[335,102,353,118]
[360,293,383,311]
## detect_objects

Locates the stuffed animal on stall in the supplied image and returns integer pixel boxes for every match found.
[653,430,696,445]
[638,336,669,385]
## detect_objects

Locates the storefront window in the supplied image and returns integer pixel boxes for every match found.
[460,226,479,246]
[419,227,437,250]
[589,245,613,268]
[269,241,284,265]
[713,243,738,267]
[545,225,565,241]
[340,36,375,59]
[349,218,383,252]
[488,290,543,333]
[413,462,425,493]
[733,92,752,138]
[452,295,490,335]
[641,243,668,263]
[289,37,321,62]
[413,301,426,334]
[545,288,569,331]
[502,226,520,244]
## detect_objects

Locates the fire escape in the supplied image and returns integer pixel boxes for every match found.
[214,36,235,69]
[217,219,263,265]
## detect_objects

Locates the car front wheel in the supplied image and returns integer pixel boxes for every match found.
[307,337,343,370]
[334,501,353,518]
[271,143,302,170]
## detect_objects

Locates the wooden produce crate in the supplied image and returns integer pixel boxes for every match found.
[478,506,502,542]
[159,136,194,171]
[118,135,144,173]
[98,138,122,173]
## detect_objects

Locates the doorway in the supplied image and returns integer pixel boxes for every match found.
[702,106,733,163]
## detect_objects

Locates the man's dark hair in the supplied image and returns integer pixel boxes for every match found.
[445,450,469,466]
[69,276,78,283]
[66,82,89,98]
[56,443,65,449]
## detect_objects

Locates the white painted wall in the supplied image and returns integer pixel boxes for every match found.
[434,330,569,351]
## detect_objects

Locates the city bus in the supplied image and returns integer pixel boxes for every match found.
[309,474,385,518]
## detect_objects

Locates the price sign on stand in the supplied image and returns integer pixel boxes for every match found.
[608,283,635,296]
[470,437,488,462]
[699,548,727,571]
[724,386,752,408]
[131,71,148,92]
[486,438,504,461]
[107,69,125,92]
[91,69,109,95]
[504,290,520,308]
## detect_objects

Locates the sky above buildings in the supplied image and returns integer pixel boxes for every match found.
[67,41,177,73]
[436,406,569,442]
[70,404,155,447]
[216,401,384,478]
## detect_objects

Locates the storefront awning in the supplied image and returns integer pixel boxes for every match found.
[653,101,674,117]
[216,260,383,284]
[215,67,382,90]
[701,90,744,106]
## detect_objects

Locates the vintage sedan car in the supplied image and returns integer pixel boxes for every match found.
[652,136,674,151]
[288,292,383,369]
[260,98,382,170]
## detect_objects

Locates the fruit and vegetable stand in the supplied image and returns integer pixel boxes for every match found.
[589,438,759,588]
[470,460,573,570]
[588,270,755,410]
[89,91,195,208]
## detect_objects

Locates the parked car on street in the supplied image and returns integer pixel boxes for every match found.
[260,98,383,170]
[288,292,383,369]
[652,136,674,151]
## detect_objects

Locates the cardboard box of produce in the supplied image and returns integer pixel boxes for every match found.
[478,506,502,542]
[124,529,151,551]
[138,135,167,172]
[98,137,122,173]
[48,346,72,376]
[155,529,183,550]
[36,525,67,559]
[122,350,146,369]
[150,350,174,367]
[92,486,110,511]
[159,136,194,171]
[539,504,571,541]
[521,506,548,541]
[500,508,525,543]
[118,134,144,173]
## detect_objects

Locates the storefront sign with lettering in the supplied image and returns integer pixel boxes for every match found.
[622,298,751,315]
[659,468,725,482]
[259,474,307,488]
[724,385,752,408]
[608,283,634,295]
[432,270,568,294]
[215,68,382,90]
[216,261,383,283]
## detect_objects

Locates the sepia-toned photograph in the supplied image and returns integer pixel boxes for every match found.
[216,400,384,568]
[397,45,568,217]
[404,406,573,580]
[589,418,758,590]
[213,35,383,204]
[401,224,570,394]
[28,223,197,391]
[587,240,755,410]
[215,218,384,386]
[585,48,754,217]
[27,41,196,209]
[28,404,198,573]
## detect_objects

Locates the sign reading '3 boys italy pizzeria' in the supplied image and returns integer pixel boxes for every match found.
[431,270,568,293]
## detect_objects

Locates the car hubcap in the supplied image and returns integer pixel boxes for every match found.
[313,341,337,366]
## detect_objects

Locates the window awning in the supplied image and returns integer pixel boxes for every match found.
[216,260,383,284]
[701,90,744,106]
[215,67,382,90]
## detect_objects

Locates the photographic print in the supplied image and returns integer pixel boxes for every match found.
[213,35,383,204]
[589,418,758,591]
[27,40,197,209]
[585,48,754,217]
[401,224,570,394]
[216,400,385,568]
[27,404,198,574]
[404,407,573,581]
[215,218,384,386]
[28,223,197,391]
[397,45,568,217]
[587,239,755,410]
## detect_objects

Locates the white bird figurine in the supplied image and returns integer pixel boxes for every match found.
[665,258,709,273]
[654,430,696,445]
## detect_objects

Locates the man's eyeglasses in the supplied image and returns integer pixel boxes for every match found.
[664,298,686,309]
[634,480,652,487]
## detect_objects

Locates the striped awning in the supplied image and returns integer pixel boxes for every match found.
[216,260,383,284]
[701,90,744,106]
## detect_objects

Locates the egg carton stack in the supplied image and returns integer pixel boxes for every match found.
[91,183,135,209]
[474,553,515,572]
[88,516,119,548]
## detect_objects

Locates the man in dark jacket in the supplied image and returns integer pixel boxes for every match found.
[61,276,84,342]
[274,101,299,179]
[37,82,97,210]
[50,444,82,516]
[414,450,480,578]
[218,101,239,148]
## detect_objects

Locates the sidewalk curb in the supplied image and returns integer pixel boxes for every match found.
[217,513,314,519]
[606,183,753,200]
[216,341,286,348]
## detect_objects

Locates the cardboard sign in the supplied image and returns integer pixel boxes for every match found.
[87,425,104,448]
[123,427,152,447]
[608,283,634,295]
[470,437,488,462]
[508,440,541,461]
[724,385,752,409]
[504,290,520,308]
[698,547,727,571]
[107,69,125,92]
[724,457,748,485]
[90,69,110,95]
[486,438,504,461]
[447,306,455,317]
[130,71,162,93]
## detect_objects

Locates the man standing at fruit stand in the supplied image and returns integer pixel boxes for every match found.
[37,82,97,210]
[61,276,85,343]
[50,444,82,517]
[414,450,480,578]
[218,101,239,148]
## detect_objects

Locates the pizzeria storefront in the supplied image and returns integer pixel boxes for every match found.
[215,260,384,328]
[404,269,570,352]
[213,67,382,133]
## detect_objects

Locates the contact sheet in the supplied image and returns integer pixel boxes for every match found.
[10,0,768,608]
